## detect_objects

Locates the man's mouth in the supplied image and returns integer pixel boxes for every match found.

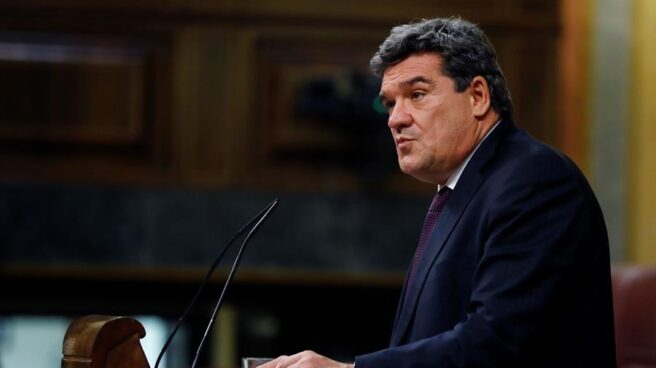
[396,137,413,148]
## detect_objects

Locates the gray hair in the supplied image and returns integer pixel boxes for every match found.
[370,17,513,119]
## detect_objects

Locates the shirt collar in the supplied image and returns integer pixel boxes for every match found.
[438,120,501,192]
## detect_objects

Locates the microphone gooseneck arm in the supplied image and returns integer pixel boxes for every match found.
[154,198,279,368]
[190,199,279,368]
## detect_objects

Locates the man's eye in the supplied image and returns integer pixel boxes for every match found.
[411,91,425,100]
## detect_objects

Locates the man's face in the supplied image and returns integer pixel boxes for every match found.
[379,53,485,184]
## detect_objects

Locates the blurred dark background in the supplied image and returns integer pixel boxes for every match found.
[0,1,598,367]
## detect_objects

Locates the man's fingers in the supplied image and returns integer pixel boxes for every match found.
[255,350,350,368]
[279,352,304,367]
[257,355,287,368]
[257,353,305,368]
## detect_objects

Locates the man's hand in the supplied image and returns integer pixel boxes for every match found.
[258,350,354,368]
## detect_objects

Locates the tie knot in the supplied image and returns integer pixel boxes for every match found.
[428,187,452,215]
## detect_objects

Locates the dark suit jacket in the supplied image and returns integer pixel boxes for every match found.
[355,120,616,367]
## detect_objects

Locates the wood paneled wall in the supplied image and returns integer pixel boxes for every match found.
[0,0,560,195]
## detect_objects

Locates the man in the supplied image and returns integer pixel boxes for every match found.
[261,17,616,367]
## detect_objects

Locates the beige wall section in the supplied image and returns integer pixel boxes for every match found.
[629,0,656,264]
[590,0,630,262]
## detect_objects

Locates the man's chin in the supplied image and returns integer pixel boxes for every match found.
[399,163,424,181]
[398,161,415,176]
[398,162,443,184]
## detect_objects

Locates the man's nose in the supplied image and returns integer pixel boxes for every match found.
[388,101,412,131]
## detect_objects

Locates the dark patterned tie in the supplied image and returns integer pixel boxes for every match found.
[406,187,452,290]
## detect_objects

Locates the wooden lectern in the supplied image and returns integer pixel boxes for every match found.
[62,315,270,368]
[62,315,150,368]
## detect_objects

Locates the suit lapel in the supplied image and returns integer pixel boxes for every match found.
[390,264,412,340]
[390,119,513,346]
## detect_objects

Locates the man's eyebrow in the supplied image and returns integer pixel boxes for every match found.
[400,76,433,87]
[379,76,434,103]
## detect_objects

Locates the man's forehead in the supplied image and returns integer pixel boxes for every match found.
[380,57,443,97]
[384,52,442,71]
[381,53,444,84]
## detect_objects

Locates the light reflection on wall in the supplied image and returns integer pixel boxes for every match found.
[0,316,69,368]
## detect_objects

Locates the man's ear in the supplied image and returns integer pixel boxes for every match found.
[469,76,492,119]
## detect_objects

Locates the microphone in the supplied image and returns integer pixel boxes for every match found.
[154,198,280,368]
[190,198,278,368]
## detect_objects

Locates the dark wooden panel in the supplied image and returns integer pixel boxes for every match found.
[247,31,401,192]
[0,42,144,145]
[0,30,174,184]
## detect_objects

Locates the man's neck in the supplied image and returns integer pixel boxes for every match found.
[437,119,502,192]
